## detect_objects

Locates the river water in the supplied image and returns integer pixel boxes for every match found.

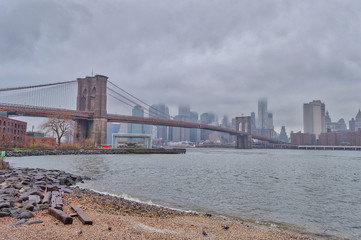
[7,148,361,239]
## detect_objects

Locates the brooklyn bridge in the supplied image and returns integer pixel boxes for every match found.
[0,75,282,149]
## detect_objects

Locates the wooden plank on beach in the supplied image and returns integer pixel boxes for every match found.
[51,191,63,210]
[43,192,52,204]
[48,207,73,225]
[71,205,93,225]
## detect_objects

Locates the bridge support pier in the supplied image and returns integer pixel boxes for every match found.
[235,116,252,149]
[236,135,252,149]
[74,75,108,146]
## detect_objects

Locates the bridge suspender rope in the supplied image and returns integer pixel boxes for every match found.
[0,80,77,92]
[107,80,174,120]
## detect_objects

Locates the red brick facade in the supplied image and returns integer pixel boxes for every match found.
[290,132,316,145]
[0,116,27,147]
[25,136,56,148]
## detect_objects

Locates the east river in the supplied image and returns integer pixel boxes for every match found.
[7,148,361,239]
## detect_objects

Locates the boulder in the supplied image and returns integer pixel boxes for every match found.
[0,211,10,217]
[29,195,41,204]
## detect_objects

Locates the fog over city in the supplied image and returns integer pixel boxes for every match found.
[1,0,361,133]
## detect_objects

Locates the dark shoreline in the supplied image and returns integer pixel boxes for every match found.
[5,148,186,157]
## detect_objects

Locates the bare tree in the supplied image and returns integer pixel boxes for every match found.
[41,115,73,146]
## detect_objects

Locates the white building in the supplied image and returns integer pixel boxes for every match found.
[303,100,326,138]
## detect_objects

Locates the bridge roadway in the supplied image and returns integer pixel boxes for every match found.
[0,103,280,143]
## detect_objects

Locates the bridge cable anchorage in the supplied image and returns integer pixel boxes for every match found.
[107,81,174,120]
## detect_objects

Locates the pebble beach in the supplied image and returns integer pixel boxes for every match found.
[0,167,321,239]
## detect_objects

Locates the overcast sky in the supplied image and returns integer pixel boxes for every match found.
[1,0,361,133]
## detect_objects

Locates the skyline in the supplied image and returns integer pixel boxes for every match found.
[2,0,361,132]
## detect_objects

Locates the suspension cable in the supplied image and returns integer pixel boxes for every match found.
[108,80,173,119]
[0,80,77,92]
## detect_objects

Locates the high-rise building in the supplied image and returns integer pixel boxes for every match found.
[171,105,191,142]
[200,113,216,141]
[349,118,356,132]
[190,111,200,143]
[256,99,276,138]
[354,110,361,131]
[278,126,289,143]
[130,105,144,134]
[303,100,326,138]
[107,122,121,145]
[258,98,268,130]
[149,103,170,144]
[250,112,256,134]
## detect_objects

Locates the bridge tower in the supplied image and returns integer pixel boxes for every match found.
[235,116,252,149]
[74,75,108,146]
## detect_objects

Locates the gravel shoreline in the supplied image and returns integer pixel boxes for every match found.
[0,167,323,239]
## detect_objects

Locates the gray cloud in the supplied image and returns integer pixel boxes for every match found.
[1,0,361,133]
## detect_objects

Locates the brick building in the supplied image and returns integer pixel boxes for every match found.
[319,132,341,146]
[290,132,316,145]
[0,116,27,147]
[346,130,361,146]
[26,132,56,148]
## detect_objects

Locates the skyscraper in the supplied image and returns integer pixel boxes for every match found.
[303,100,326,138]
[149,103,170,144]
[258,98,268,130]
[131,105,144,134]
[256,98,276,138]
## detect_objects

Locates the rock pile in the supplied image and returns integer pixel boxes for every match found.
[0,168,87,219]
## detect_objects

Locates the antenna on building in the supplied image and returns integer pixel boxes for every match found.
[91,69,94,77]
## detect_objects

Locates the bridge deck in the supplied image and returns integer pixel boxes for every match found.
[0,103,281,143]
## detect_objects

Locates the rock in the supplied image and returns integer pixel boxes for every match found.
[0,211,10,217]
[24,204,34,211]
[27,220,43,225]
[19,210,34,219]
[38,204,49,210]
[29,195,41,204]
[0,202,11,209]
[222,225,229,230]
[10,219,29,226]
[10,209,34,219]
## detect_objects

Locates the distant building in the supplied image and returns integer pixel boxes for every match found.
[149,103,170,144]
[319,132,341,146]
[291,131,316,145]
[131,105,144,134]
[200,112,216,141]
[257,98,268,130]
[325,111,347,132]
[26,132,56,148]
[256,99,276,138]
[189,111,200,142]
[278,126,289,143]
[354,110,361,131]
[303,100,326,138]
[349,118,356,132]
[0,116,27,147]
[250,112,256,134]
[107,123,121,145]
[346,130,361,146]
[171,114,190,142]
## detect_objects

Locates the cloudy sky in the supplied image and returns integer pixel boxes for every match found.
[1,0,361,133]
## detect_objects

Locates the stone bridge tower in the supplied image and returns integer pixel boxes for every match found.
[74,75,107,146]
[235,116,252,149]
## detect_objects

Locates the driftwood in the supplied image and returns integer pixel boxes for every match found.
[71,205,93,225]
[48,207,73,224]
[42,192,52,204]
[51,191,63,210]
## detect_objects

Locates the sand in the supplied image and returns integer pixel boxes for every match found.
[0,187,323,240]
